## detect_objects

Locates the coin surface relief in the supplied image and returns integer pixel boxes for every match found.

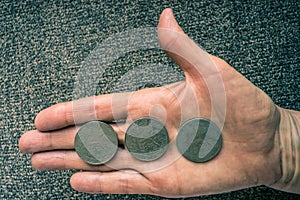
[74,121,118,165]
[125,117,169,161]
[176,118,222,163]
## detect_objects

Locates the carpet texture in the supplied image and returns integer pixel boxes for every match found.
[0,0,299,199]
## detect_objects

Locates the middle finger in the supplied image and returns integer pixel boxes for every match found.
[19,123,127,154]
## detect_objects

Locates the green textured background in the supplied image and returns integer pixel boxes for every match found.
[1,0,299,199]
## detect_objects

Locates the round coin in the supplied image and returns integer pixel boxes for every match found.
[125,117,169,161]
[176,118,222,163]
[74,121,118,165]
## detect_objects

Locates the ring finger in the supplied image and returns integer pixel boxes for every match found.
[31,149,132,171]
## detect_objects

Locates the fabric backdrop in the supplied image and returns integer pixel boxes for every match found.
[0,0,299,199]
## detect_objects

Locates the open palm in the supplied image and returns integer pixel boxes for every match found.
[19,8,282,197]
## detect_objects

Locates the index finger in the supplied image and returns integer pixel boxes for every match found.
[35,93,131,131]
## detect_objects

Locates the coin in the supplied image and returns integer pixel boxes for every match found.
[176,118,222,163]
[125,117,169,161]
[74,121,118,165]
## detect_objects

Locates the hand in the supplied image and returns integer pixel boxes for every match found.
[19,8,282,197]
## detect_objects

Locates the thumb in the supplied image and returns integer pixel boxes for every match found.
[158,8,227,128]
[158,8,219,81]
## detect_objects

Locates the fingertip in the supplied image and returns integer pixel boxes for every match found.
[18,130,34,153]
[70,172,92,193]
[34,102,72,131]
[70,173,79,190]
[31,153,39,170]
[18,134,26,153]
[159,8,173,27]
[34,111,43,130]
[31,153,52,171]
[31,151,67,171]
[160,8,173,19]
[158,8,183,33]
[158,7,191,70]
[34,107,52,132]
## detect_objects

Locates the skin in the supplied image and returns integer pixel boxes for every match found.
[19,8,284,197]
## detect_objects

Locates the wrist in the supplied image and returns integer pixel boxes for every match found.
[270,107,300,194]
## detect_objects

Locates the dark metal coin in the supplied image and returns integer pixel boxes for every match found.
[176,118,222,163]
[74,121,118,165]
[125,117,169,161]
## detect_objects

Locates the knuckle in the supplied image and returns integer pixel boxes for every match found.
[118,173,131,194]
[44,133,53,149]
[159,30,181,52]
[56,102,73,125]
